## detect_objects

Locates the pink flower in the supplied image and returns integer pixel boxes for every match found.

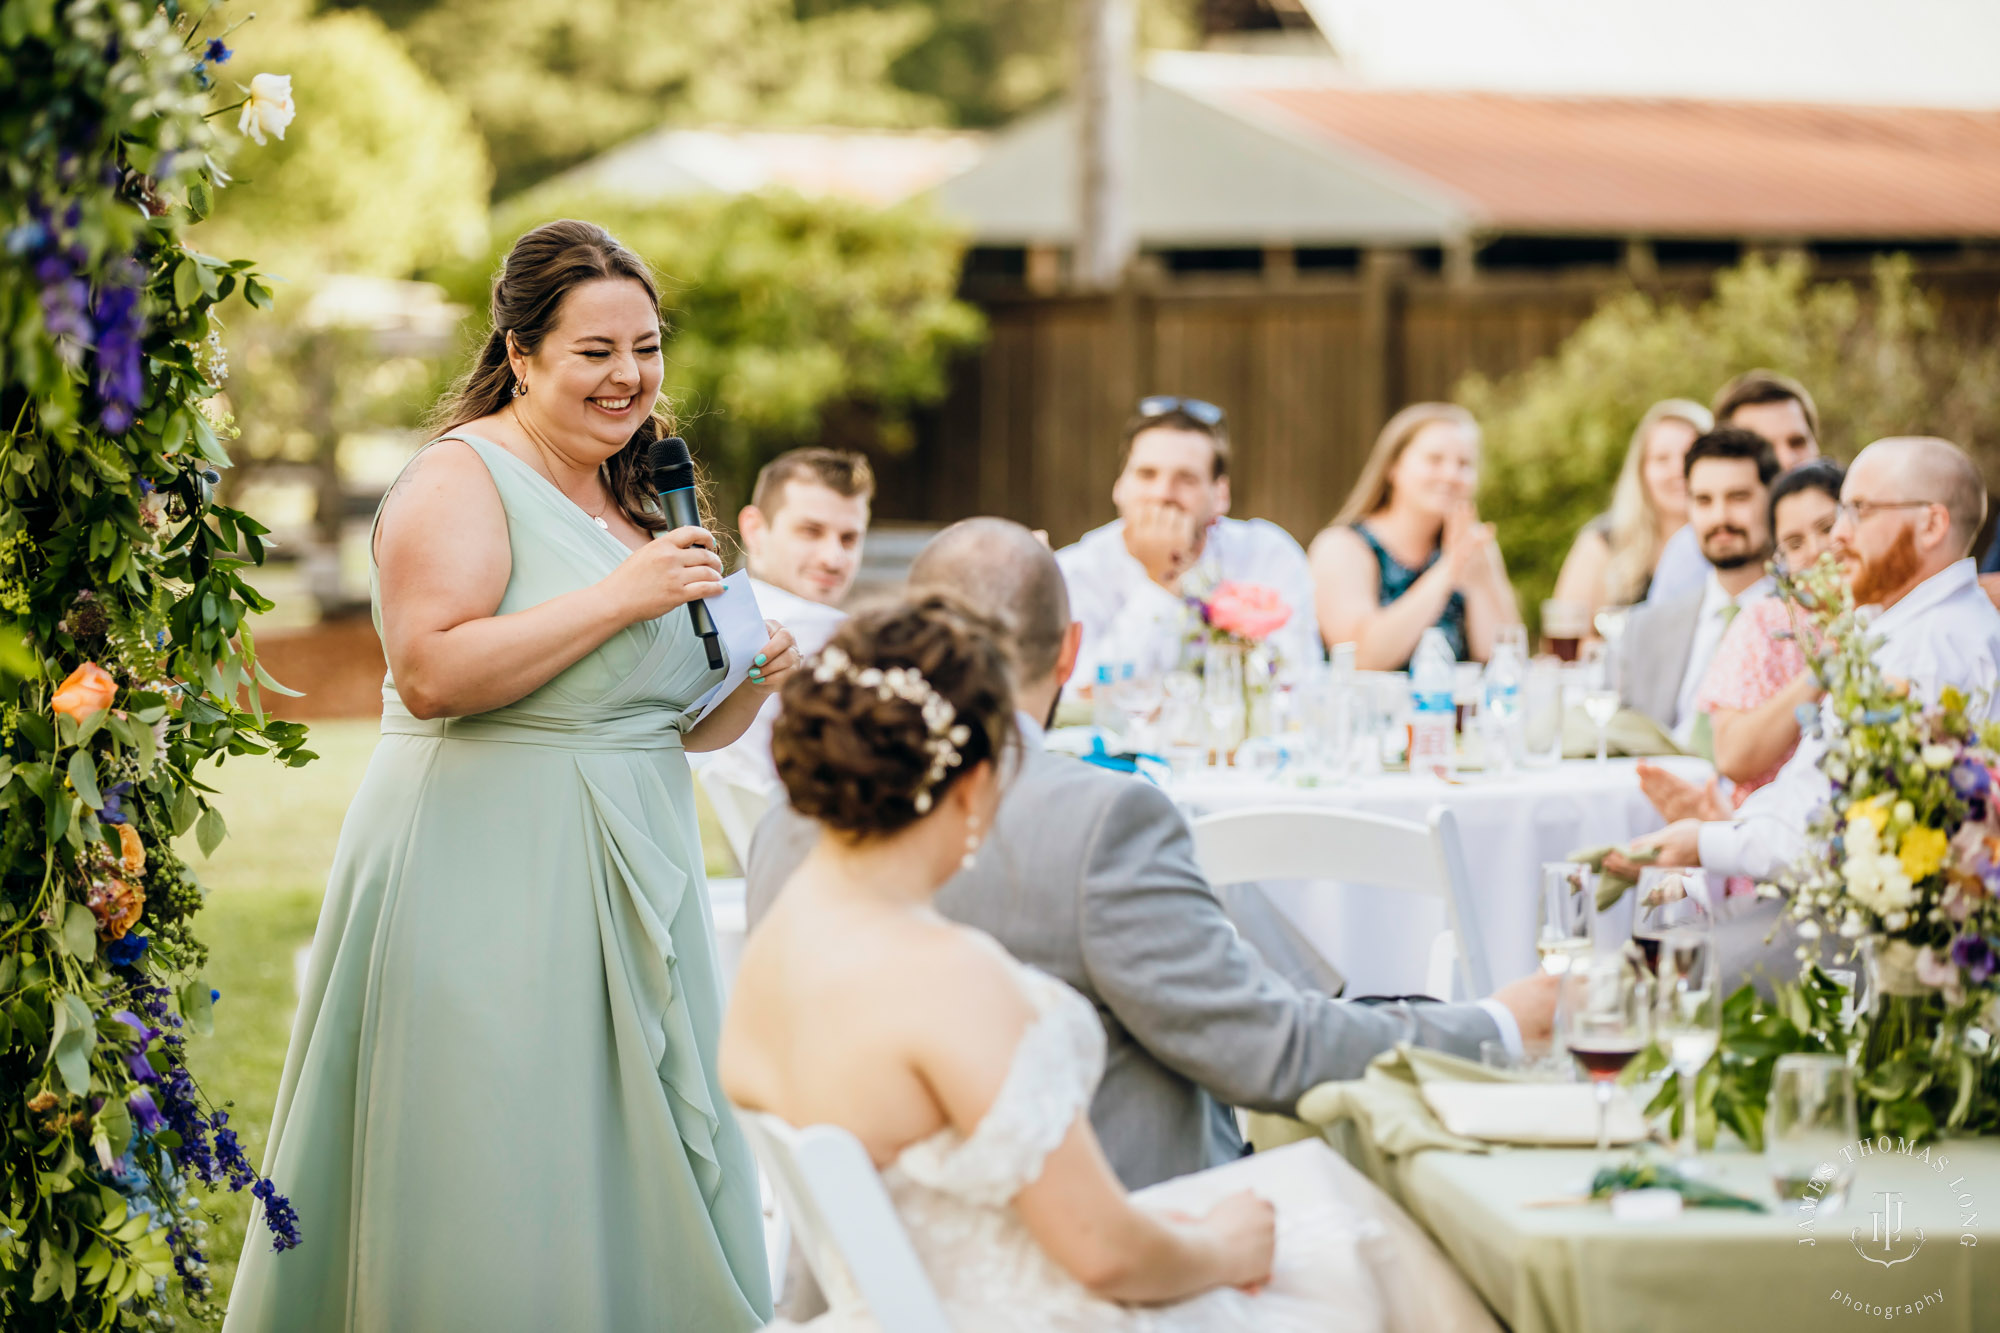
[1205,582,1291,642]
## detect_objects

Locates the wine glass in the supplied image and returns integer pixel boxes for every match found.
[1632,867,1708,974]
[1580,640,1619,765]
[1560,954,1651,1157]
[1537,861,1596,977]
[1656,923,1720,1171]
[1113,668,1163,750]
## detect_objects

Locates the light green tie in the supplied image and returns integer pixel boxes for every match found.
[1687,600,1743,762]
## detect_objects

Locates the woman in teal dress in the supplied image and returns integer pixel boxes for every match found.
[224,220,792,1331]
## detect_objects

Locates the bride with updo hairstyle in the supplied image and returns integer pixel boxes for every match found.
[772,591,1017,841]
[726,595,1437,1333]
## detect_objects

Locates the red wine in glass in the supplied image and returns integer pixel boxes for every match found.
[1631,931,1664,975]
[1548,635,1581,663]
[1568,1037,1643,1083]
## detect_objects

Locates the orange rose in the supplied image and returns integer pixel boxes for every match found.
[116,823,145,876]
[86,875,145,940]
[52,662,116,722]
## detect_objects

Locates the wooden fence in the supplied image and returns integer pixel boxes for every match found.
[872,258,2000,549]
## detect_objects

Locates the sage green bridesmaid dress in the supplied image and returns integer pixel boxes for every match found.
[223,435,771,1331]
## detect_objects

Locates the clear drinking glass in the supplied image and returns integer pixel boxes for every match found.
[1112,669,1164,751]
[1656,924,1720,1171]
[1580,640,1619,764]
[1520,658,1564,767]
[1766,1054,1859,1212]
[1537,861,1596,977]
[1561,954,1651,1156]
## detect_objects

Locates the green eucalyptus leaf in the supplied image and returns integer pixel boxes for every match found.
[178,979,214,1038]
[173,259,200,310]
[66,749,101,808]
[195,804,227,857]
[60,903,96,964]
[15,711,54,752]
[170,783,199,835]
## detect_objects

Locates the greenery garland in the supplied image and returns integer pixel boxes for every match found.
[2,3,313,1326]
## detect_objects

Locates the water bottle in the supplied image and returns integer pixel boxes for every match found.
[1092,663,1121,740]
[1481,635,1525,772]
[1409,629,1457,780]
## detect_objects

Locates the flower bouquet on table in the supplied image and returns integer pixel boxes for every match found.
[1182,582,1293,753]
[1764,554,2000,1139]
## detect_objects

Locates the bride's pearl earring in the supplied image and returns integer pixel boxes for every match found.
[962,812,982,872]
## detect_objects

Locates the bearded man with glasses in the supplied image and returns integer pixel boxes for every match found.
[1055,397,1321,696]
[1614,437,2000,987]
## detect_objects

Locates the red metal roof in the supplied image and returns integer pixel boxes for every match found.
[1229,86,2000,238]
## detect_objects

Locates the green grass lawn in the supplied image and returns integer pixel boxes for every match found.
[172,720,738,1317]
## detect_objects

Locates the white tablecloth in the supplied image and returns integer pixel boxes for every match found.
[1167,758,1712,1000]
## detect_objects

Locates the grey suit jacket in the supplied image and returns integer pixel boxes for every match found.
[745,744,1501,1191]
[1620,590,1702,732]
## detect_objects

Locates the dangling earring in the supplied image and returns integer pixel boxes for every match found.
[512,376,528,399]
[962,812,982,872]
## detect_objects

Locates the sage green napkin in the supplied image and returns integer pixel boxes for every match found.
[1295,1043,1524,1160]
[1568,842,1661,911]
[1561,705,1686,759]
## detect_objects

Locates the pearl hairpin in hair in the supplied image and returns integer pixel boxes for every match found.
[812,646,973,814]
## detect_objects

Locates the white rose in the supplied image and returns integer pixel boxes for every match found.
[1922,744,1957,770]
[238,73,296,146]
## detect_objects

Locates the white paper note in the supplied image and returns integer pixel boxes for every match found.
[688,571,768,722]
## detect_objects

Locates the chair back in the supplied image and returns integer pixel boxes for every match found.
[1189,804,1492,998]
[736,1110,954,1333]
[698,761,778,873]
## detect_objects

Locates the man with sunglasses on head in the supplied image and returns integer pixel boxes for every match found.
[1056,397,1321,696]
[1615,438,2000,983]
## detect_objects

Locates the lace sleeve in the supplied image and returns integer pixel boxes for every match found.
[896,978,1104,1207]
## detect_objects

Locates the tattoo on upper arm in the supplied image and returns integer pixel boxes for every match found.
[381,446,434,510]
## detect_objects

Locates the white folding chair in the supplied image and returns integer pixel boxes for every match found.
[1189,804,1493,1001]
[697,759,779,873]
[736,1110,953,1333]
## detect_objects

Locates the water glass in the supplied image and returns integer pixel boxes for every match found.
[1766,1054,1859,1213]
[1537,861,1597,976]
[1580,641,1619,763]
[1520,658,1564,766]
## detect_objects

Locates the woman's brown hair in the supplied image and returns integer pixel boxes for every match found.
[774,593,1016,840]
[1330,402,1480,528]
[432,219,675,532]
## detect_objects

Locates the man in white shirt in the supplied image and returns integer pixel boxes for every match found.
[1650,370,1822,604]
[1624,437,2000,893]
[1617,429,1778,751]
[698,448,872,784]
[1056,396,1320,695]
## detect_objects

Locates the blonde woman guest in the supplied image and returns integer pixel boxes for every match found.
[1550,399,1713,621]
[1309,403,1520,669]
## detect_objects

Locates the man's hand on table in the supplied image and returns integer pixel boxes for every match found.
[1635,761,1728,823]
[1490,971,1559,1047]
[1605,819,1703,880]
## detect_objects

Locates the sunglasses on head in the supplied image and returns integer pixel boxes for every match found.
[1136,395,1225,427]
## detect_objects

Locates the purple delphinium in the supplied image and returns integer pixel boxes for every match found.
[1951,934,1998,985]
[99,780,132,825]
[1950,756,1992,801]
[91,271,145,434]
[129,1088,167,1133]
[124,980,303,1250]
[204,38,232,63]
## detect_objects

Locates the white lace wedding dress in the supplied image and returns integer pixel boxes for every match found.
[774,962,1500,1333]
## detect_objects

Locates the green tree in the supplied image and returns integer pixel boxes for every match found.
[191,4,492,281]
[441,191,985,515]
[389,0,947,196]
[1465,256,2000,623]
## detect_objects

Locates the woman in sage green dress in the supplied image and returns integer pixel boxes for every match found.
[223,220,792,1331]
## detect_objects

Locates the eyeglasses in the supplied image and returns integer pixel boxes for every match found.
[1834,499,1939,525]
[1136,395,1225,427]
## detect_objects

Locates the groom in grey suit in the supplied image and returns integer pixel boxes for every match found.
[746,518,1557,1191]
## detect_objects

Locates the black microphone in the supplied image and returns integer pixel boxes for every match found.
[646,434,726,671]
